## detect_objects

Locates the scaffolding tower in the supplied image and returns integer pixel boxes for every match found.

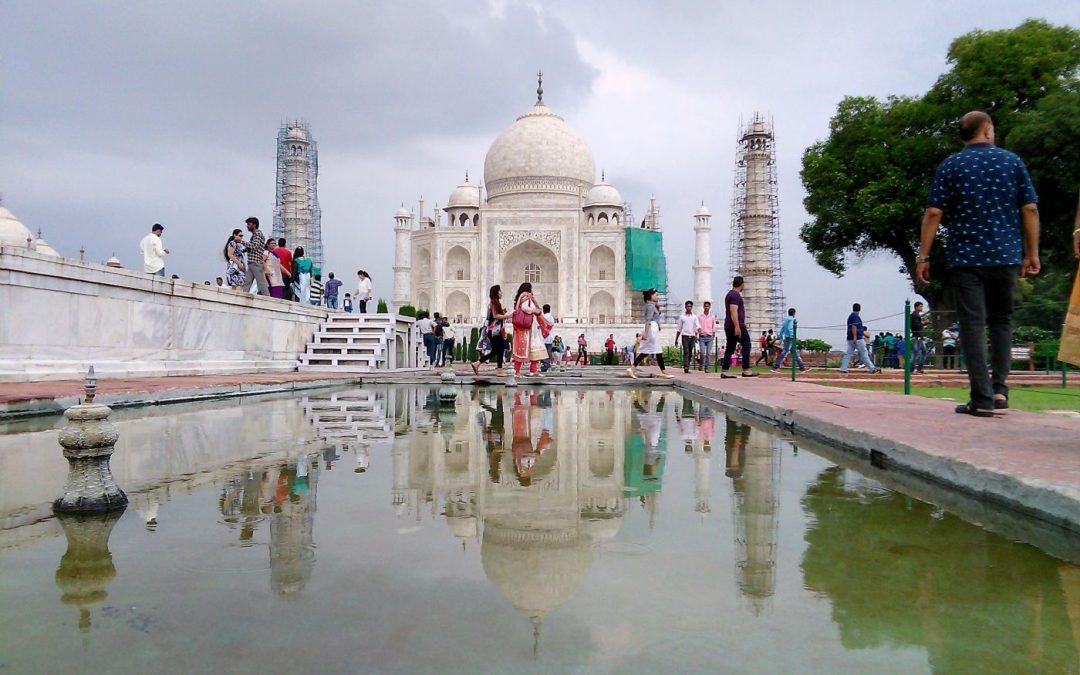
[730,114,784,336]
[273,120,323,272]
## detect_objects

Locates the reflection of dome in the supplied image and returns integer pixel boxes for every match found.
[446,180,481,209]
[484,102,595,202]
[0,206,35,248]
[581,514,621,542]
[584,180,622,208]
[481,524,591,620]
[447,515,478,540]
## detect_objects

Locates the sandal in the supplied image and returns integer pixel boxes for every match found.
[471,362,480,376]
[741,372,759,378]
[994,395,1009,410]
[720,373,737,379]
[955,402,995,418]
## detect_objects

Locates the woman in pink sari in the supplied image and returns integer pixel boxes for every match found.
[510,282,550,376]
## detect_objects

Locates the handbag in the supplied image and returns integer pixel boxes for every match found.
[478,324,491,352]
[512,303,533,328]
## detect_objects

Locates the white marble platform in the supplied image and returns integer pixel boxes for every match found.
[0,247,330,382]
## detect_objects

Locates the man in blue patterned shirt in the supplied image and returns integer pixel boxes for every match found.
[915,111,1040,417]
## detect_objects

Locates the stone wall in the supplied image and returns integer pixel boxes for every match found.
[0,247,329,382]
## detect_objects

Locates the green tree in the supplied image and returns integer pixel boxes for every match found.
[801,20,1080,335]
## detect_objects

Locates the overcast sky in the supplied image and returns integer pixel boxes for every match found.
[3,1,1077,342]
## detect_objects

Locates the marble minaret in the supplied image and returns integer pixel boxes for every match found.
[392,206,413,310]
[273,121,323,270]
[693,203,713,305]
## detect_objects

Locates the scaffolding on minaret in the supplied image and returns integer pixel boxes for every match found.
[273,120,323,272]
[730,114,784,336]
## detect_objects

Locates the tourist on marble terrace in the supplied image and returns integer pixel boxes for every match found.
[576,334,588,366]
[242,217,269,296]
[510,282,549,377]
[215,277,224,287]
[274,238,294,300]
[473,285,509,376]
[628,288,673,379]
[323,272,342,309]
[263,239,286,299]
[417,311,436,367]
[771,307,806,373]
[309,272,323,307]
[343,293,353,313]
[139,223,168,276]
[442,321,456,367]
[432,312,448,367]
[292,247,313,303]
[224,228,246,290]
[721,276,757,379]
[605,334,617,366]
[356,270,374,314]
[540,304,557,372]
[916,110,1040,418]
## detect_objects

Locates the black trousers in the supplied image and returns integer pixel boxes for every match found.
[723,326,751,371]
[951,265,1018,409]
[634,352,666,371]
[478,333,505,369]
[681,336,697,370]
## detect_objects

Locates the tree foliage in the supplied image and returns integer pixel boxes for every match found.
[801,20,1080,329]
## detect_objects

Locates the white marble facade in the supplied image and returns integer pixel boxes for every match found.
[393,92,632,324]
[0,247,329,382]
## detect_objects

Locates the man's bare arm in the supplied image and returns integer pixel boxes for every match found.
[915,207,942,285]
[1020,202,1040,277]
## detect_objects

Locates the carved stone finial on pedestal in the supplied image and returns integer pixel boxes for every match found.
[54,367,128,513]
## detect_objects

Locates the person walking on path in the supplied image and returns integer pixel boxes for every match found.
[510,282,547,377]
[473,285,510,376]
[140,223,169,276]
[771,308,806,373]
[540,304,556,372]
[324,272,341,309]
[575,334,589,366]
[223,229,246,290]
[698,301,716,370]
[292,247,313,303]
[275,239,294,300]
[721,276,757,379]
[915,110,1040,417]
[839,303,878,373]
[605,334,617,366]
[911,301,928,373]
[242,217,269,296]
[443,322,456,366]
[754,331,773,367]
[356,271,374,314]
[628,288,673,379]
[675,300,701,373]
[309,271,323,307]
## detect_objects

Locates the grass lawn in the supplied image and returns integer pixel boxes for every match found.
[830,384,1080,413]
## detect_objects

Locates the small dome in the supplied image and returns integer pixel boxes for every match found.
[105,255,122,268]
[395,207,411,218]
[446,181,481,209]
[34,238,61,257]
[584,181,622,209]
[286,124,308,141]
[0,206,35,249]
[695,204,711,217]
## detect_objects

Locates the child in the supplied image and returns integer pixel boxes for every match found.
[343,293,354,313]
[309,273,323,307]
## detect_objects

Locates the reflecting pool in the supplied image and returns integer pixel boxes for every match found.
[0,386,1077,674]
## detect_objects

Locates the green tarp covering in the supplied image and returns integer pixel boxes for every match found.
[625,227,668,293]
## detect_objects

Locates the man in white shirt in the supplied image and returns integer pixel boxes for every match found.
[139,223,168,276]
[416,313,436,367]
[540,304,556,372]
[674,300,701,374]
[442,322,457,366]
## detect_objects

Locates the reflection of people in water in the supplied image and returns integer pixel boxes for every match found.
[511,392,553,486]
[698,406,715,452]
[322,446,340,470]
[478,392,506,483]
[354,444,370,473]
[677,396,699,453]
[724,417,748,478]
[632,391,666,479]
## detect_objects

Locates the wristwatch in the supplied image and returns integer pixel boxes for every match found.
[915,255,930,264]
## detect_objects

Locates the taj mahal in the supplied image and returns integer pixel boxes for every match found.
[392,77,691,326]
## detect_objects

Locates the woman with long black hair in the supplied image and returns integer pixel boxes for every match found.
[223,229,246,290]
[473,285,510,376]
[627,288,672,379]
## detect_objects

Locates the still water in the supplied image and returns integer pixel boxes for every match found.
[0,385,1077,674]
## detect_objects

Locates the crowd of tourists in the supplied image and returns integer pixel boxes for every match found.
[140,216,376,311]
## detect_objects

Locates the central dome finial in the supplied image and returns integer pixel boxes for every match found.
[536,70,543,104]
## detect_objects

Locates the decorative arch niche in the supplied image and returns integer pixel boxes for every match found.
[502,240,559,316]
[446,246,471,281]
[589,245,617,281]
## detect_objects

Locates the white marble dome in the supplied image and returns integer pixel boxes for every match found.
[286,124,308,141]
[695,204,711,217]
[446,181,481,209]
[584,180,622,208]
[395,206,411,218]
[34,237,61,257]
[483,103,595,201]
[0,206,35,249]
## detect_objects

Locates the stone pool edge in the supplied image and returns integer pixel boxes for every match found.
[675,379,1080,539]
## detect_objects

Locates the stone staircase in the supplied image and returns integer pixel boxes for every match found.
[298,314,397,373]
